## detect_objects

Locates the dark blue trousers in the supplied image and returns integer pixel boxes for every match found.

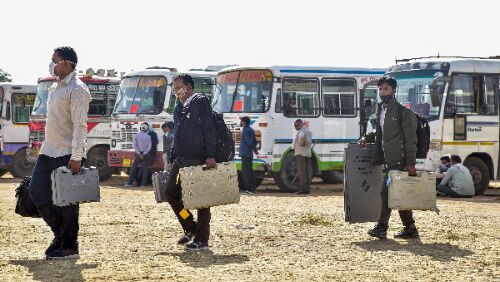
[29,154,79,248]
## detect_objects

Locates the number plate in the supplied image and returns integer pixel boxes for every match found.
[122,158,131,167]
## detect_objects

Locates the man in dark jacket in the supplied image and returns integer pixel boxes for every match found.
[239,116,258,194]
[359,77,419,240]
[165,74,217,251]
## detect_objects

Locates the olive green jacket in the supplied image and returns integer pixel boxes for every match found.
[365,100,417,169]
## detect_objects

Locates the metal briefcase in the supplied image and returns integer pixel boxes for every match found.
[51,167,100,206]
[388,170,436,210]
[344,143,384,223]
[152,171,169,203]
[180,162,239,210]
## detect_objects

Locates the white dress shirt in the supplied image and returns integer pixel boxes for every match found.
[294,127,312,157]
[40,71,91,161]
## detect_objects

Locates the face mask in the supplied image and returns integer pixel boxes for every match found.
[140,124,149,132]
[380,95,393,104]
[49,62,56,77]
[174,87,188,99]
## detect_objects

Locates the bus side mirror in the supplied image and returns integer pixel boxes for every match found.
[430,76,450,107]
[454,114,466,140]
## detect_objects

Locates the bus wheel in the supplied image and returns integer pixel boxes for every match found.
[274,153,313,192]
[463,157,490,196]
[10,148,35,178]
[320,170,343,184]
[88,147,113,181]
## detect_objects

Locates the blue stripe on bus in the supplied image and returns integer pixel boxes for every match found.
[467,122,499,126]
[279,69,386,75]
[274,138,358,144]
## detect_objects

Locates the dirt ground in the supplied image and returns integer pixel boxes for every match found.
[0,174,498,281]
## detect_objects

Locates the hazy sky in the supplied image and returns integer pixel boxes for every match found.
[2,0,499,84]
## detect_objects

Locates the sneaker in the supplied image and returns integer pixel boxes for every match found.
[295,190,310,195]
[47,247,79,260]
[367,224,388,239]
[394,224,419,239]
[124,183,134,187]
[45,239,61,257]
[177,231,195,245]
[186,241,209,251]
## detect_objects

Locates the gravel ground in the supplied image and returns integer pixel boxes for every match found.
[0,175,498,281]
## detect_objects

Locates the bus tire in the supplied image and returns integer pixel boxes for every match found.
[10,148,35,178]
[273,153,313,192]
[0,169,8,177]
[320,170,343,184]
[88,147,113,181]
[463,157,490,196]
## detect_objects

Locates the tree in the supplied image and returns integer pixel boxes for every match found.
[0,69,12,82]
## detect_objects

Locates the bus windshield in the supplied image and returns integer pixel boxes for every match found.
[86,82,120,116]
[113,76,167,115]
[32,81,54,116]
[388,70,446,120]
[12,93,36,123]
[212,69,273,113]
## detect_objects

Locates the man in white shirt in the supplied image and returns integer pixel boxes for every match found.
[29,46,91,260]
[293,119,312,194]
[438,155,475,197]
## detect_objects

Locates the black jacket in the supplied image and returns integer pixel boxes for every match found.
[170,94,216,162]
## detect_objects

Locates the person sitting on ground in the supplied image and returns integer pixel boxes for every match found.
[435,155,451,185]
[437,155,475,198]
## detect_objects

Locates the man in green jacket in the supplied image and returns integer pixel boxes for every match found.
[359,77,419,239]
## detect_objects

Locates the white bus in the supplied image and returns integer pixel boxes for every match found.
[107,67,217,172]
[212,66,384,191]
[0,83,36,178]
[383,56,500,195]
[27,75,120,180]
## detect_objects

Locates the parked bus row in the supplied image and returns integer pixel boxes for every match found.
[0,56,498,196]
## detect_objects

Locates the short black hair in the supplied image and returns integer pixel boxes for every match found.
[240,116,251,125]
[54,46,78,70]
[173,74,194,89]
[378,77,397,89]
[450,155,462,163]
[440,156,451,162]
[162,121,174,130]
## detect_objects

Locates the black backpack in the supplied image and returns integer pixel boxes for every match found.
[15,176,40,218]
[397,105,430,159]
[191,96,235,163]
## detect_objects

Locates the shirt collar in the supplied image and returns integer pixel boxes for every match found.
[182,94,196,107]
[61,71,77,85]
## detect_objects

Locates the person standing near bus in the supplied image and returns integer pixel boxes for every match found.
[29,46,91,259]
[294,119,312,195]
[162,121,174,172]
[239,116,258,194]
[125,123,153,187]
[359,77,419,240]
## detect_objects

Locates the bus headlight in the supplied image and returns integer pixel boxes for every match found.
[111,139,117,148]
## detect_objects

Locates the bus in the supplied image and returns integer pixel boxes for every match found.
[382,56,500,195]
[27,74,120,180]
[212,66,385,192]
[0,83,37,178]
[107,67,217,172]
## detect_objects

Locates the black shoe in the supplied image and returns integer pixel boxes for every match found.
[186,241,209,251]
[47,245,79,260]
[394,224,419,239]
[45,239,62,257]
[295,190,310,195]
[177,231,195,245]
[368,224,388,239]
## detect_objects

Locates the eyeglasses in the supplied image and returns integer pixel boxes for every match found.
[52,60,76,66]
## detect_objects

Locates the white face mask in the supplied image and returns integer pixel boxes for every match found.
[49,62,56,77]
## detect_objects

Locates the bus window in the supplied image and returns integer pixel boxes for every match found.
[322,79,356,116]
[0,87,3,117]
[12,93,35,123]
[445,74,498,116]
[282,78,319,117]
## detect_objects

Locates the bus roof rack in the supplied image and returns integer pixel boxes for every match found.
[395,55,500,64]
[146,66,178,72]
